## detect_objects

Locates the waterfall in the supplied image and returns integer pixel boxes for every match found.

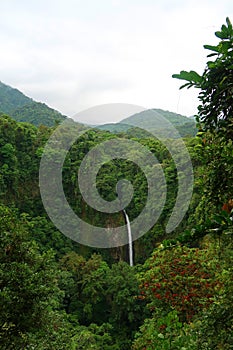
[123,210,134,267]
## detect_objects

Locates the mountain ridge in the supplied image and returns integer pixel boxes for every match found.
[0,81,197,134]
[0,81,33,114]
[96,108,197,138]
[0,81,66,127]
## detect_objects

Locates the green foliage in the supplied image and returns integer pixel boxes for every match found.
[11,101,66,127]
[0,114,46,208]
[120,108,197,138]
[29,215,79,258]
[0,18,232,348]
[60,253,146,349]
[71,323,119,350]
[96,109,197,138]
[0,205,72,349]
[138,245,221,322]
[188,284,233,349]
[166,19,233,350]
[0,112,197,263]
[173,16,233,223]
[62,130,190,262]
[172,70,202,88]
[0,81,68,127]
[194,136,233,216]
[174,239,233,350]
[0,81,32,115]
[133,236,233,349]
[132,310,198,350]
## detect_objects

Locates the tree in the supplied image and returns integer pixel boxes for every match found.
[138,245,221,323]
[173,17,233,139]
[0,205,70,349]
[173,17,233,210]
[170,17,233,349]
[60,252,147,350]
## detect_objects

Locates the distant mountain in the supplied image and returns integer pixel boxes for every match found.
[0,81,196,133]
[96,108,197,138]
[121,108,193,126]
[120,108,197,137]
[0,81,66,127]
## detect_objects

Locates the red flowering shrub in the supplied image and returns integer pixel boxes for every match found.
[138,245,221,322]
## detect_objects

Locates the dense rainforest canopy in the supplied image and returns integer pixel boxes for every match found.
[0,18,232,349]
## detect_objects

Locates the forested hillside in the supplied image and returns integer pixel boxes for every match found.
[0,81,32,114]
[96,109,197,138]
[0,81,67,127]
[11,101,67,127]
[0,18,232,350]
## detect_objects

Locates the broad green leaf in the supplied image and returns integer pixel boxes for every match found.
[172,70,202,84]
[204,44,220,53]
[215,31,228,39]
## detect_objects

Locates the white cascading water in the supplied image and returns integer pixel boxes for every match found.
[123,210,134,267]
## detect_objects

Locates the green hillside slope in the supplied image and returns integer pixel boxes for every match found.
[11,101,66,127]
[0,81,32,114]
[0,81,66,126]
[95,109,197,138]
[120,108,197,138]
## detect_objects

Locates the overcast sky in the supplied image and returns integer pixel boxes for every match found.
[0,0,232,124]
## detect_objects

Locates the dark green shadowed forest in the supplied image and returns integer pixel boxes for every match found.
[0,18,233,349]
